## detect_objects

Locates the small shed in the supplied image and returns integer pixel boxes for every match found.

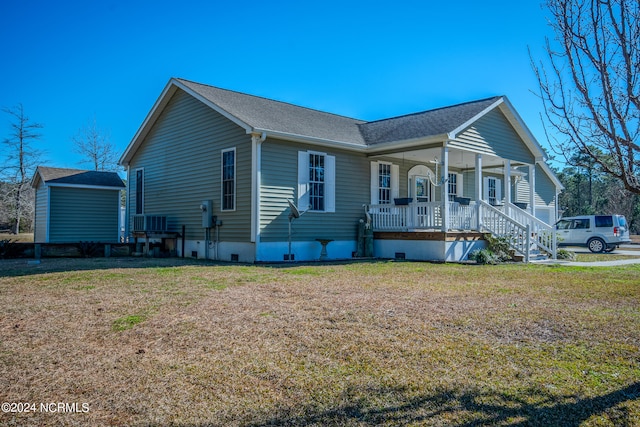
[31,167,125,243]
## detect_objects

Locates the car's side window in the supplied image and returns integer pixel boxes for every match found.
[572,219,590,229]
[595,216,613,227]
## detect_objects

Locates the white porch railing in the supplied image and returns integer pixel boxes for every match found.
[478,201,531,262]
[504,202,556,258]
[368,200,557,261]
[368,202,478,231]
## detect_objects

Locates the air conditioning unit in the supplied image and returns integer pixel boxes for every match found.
[133,215,168,232]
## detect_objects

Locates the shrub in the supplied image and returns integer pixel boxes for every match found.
[556,248,576,260]
[469,249,499,265]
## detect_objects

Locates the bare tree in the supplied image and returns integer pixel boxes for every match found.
[1,104,43,234]
[532,0,640,194]
[72,116,119,171]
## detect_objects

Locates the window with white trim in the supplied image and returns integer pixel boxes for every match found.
[448,173,457,201]
[378,163,392,204]
[370,161,399,205]
[298,151,335,212]
[484,176,502,205]
[448,172,463,201]
[221,148,236,210]
[309,153,325,211]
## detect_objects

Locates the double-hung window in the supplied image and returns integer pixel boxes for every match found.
[447,172,464,201]
[483,176,502,205]
[309,153,325,211]
[448,173,458,202]
[221,148,236,211]
[370,161,399,205]
[298,151,335,212]
[378,163,392,204]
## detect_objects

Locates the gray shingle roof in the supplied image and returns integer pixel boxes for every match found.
[176,79,502,147]
[176,79,368,145]
[359,96,502,145]
[36,167,125,188]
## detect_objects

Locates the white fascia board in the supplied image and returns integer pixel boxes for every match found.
[119,80,179,167]
[30,168,43,188]
[45,183,125,191]
[172,79,253,134]
[499,97,547,160]
[447,97,505,140]
[120,78,255,167]
[537,160,565,190]
[254,128,367,152]
[365,134,446,155]
[447,96,547,162]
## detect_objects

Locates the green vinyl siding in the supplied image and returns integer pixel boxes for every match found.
[260,139,370,242]
[48,187,120,242]
[450,109,535,164]
[534,164,556,207]
[127,88,251,241]
[34,182,48,243]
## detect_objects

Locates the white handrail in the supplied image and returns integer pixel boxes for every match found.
[478,201,530,262]
[505,202,556,258]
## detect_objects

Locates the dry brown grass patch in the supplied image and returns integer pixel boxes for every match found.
[0,259,638,426]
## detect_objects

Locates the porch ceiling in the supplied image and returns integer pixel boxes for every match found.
[379,148,525,171]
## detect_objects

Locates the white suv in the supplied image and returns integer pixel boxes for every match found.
[555,215,631,253]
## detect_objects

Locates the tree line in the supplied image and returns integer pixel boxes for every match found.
[1,104,119,234]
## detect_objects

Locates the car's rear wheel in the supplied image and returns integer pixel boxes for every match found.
[588,237,606,253]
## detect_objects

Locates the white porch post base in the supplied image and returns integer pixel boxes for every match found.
[441,146,449,232]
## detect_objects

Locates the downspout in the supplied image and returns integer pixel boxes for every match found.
[124,165,130,242]
[251,132,267,258]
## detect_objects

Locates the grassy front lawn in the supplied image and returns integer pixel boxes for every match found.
[1,259,638,426]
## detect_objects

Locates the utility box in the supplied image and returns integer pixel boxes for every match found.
[200,200,213,228]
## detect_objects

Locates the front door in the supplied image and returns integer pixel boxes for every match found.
[414,176,433,202]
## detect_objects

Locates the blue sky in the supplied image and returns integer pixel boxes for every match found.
[1,0,556,171]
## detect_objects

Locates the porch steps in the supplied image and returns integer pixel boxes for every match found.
[511,249,549,263]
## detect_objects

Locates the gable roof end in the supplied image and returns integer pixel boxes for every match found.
[32,166,125,189]
[359,97,502,146]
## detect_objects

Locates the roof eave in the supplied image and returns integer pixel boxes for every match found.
[30,167,43,189]
[447,96,547,161]
[45,182,125,191]
[119,80,178,167]
[119,78,255,167]
[447,97,505,140]
[255,128,367,151]
[365,134,447,154]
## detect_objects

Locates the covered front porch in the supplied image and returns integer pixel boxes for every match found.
[359,95,563,261]
[366,143,560,261]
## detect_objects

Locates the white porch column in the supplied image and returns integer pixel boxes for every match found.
[475,154,483,201]
[441,146,449,232]
[529,163,536,217]
[504,159,511,207]
[475,154,483,231]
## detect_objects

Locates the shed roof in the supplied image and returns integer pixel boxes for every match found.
[32,167,125,189]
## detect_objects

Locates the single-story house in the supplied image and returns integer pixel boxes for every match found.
[31,167,125,243]
[119,78,563,262]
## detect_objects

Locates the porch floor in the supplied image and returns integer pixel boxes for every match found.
[374,231,485,242]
